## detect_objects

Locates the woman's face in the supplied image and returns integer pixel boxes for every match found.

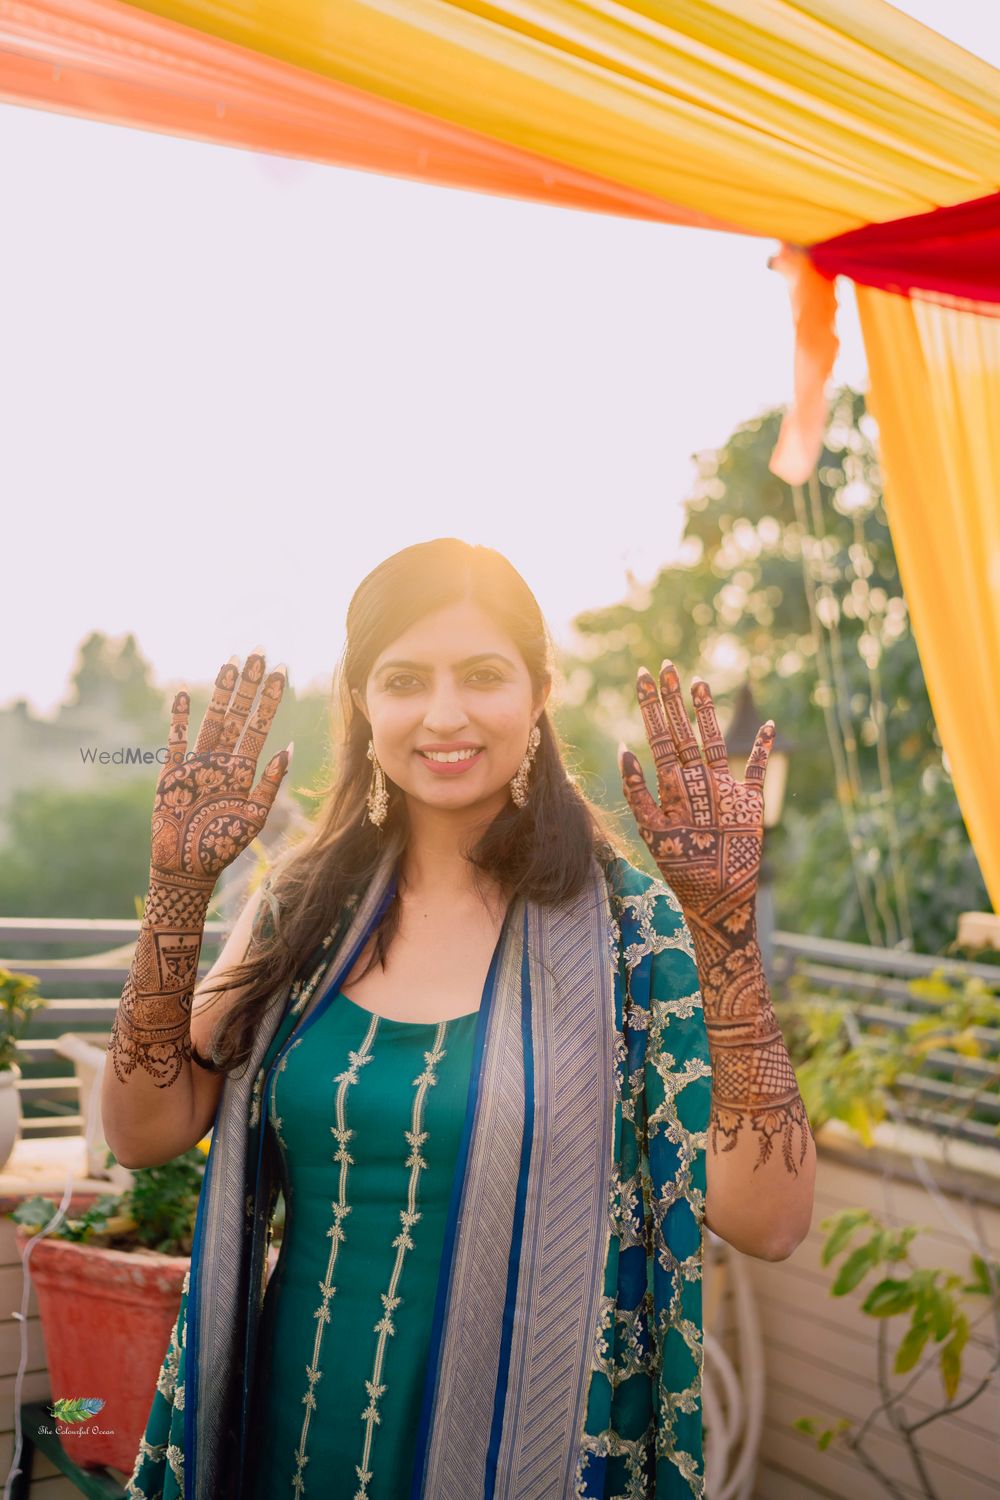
[355,598,549,820]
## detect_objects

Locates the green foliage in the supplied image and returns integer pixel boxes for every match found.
[9,1144,208,1257]
[793,1415,851,1451]
[122,1147,207,1255]
[819,1206,872,1265]
[67,632,164,740]
[787,963,1000,1492]
[778,965,1000,1146]
[0,782,155,920]
[0,969,47,1072]
[0,640,334,920]
[561,385,989,953]
[799,1208,1000,1480]
[11,1192,124,1243]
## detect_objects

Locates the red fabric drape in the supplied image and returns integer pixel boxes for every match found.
[808,189,1000,317]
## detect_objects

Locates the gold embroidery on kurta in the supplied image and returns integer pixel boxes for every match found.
[287,1010,379,1498]
[269,1034,304,1151]
[353,1022,449,1500]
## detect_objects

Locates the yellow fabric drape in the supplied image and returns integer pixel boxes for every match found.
[123,0,1000,242]
[0,0,735,230]
[856,286,1000,912]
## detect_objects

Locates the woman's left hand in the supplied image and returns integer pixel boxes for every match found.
[618,662,775,955]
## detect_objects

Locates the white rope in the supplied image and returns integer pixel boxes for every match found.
[2,1063,102,1497]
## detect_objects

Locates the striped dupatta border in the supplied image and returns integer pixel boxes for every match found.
[410,862,616,1498]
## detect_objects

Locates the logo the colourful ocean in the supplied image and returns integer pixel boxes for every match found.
[49,1398,106,1425]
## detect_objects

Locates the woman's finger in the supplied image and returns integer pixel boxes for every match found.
[235,666,287,761]
[744,720,776,785]
[164,687,189,774]
[217,649,267,754]
[659,661,701,766]
[690,677,729,774]
[194,656,241,758]
[617,742,666,831]
[635,667,678,803]
[247,742,294,819]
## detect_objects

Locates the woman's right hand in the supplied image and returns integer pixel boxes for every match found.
[150,649,292,893]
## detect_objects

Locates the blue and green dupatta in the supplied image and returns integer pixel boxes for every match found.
[124,848,710,1500]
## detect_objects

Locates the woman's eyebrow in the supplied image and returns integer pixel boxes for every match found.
[375,652,515,673]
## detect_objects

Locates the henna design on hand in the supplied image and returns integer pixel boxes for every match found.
[619,661,812,1174]
[703,949,811,1176]
[108,652,292,1088]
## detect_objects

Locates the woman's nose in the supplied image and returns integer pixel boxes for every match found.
[422,684,470,735]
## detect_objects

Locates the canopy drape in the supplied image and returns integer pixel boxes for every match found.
[853,287,1000,911]
[3,0,999,914]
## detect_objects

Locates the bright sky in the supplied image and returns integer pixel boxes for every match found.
[3,1,996,716]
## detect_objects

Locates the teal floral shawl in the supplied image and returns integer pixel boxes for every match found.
[124,850,710,1499]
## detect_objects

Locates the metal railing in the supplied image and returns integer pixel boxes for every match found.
[0,916,228,1137]
[2,918,998,1143]
[771,929,1000,1148]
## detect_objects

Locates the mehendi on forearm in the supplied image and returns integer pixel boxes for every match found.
[108,871,214,1088]
[107,658,290,1090]
[691,922,811,1175]
[620,661,812,1178]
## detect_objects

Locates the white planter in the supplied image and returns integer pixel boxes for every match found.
[55,1033,134,1191]
[0,1064,22,1172]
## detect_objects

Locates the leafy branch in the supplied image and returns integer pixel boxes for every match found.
[0,968,48,1073]
[796,1209,1000,1499]
[9,1141,210,1257]
[782,966,1000,1148]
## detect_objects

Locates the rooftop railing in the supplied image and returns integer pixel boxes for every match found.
[771,930,1000,1149]
[1,918,998,1146]
[0,916,227,1137]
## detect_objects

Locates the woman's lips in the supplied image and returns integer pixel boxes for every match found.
[415,747,485,776]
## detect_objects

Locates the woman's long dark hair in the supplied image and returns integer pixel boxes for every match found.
[198,537,620,1075]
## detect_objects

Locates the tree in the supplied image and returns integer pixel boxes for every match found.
[66,631,163,733]
[557,386,989,954]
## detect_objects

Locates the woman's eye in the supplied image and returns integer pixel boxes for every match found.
[383,668,501,690]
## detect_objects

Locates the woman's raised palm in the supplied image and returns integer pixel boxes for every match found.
[618,662,774,951]
[150,650,291,890]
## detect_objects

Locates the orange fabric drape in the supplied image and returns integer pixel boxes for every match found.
[0,0,738,232]
[767,246,840,488]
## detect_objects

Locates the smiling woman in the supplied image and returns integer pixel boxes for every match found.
[117,535,813,1500]
[177,538,620,1074]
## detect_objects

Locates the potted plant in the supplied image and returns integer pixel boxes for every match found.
[0,968,47,1172]
[54,1030,135,1190]
[10,1139,211,1474]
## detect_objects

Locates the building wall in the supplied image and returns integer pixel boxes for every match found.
[746,1127,1000,1500]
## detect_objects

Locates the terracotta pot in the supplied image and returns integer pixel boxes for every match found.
[15,1223,189,1472]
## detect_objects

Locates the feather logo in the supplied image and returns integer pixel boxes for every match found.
[49,1397,106,1424]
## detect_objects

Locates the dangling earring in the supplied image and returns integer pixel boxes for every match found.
[366,739,389,827]
[510,725,542,809]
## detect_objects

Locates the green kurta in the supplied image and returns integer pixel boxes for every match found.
[244,991,480,1500]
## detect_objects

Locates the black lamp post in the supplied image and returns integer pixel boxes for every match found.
[724,680,792,979]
